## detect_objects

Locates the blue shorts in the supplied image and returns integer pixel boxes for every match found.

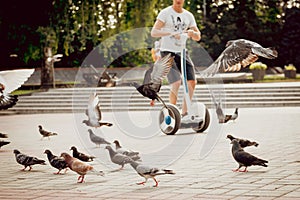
[161,51,196,84]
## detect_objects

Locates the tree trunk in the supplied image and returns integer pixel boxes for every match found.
[41,47,54,89]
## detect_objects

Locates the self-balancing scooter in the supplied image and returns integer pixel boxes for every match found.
[158,33,210,135]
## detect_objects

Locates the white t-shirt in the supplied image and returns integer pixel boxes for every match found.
[157,6,197,53]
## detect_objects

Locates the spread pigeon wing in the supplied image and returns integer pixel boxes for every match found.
[201,39,278,77]
[0,69,34,94]
[86,92,102,121]
[150,53,173,85]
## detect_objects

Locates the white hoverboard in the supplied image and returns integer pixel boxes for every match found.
[159,33,210,135]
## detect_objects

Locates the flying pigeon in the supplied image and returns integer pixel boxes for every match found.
[0,140,10,148]
[88,129,111,148]
[131,53,173,107]
[0,69,34,110]
[44,149,68,174]
[113,140,140,157]
[201,39,278,76]
[0,132,8,138]
[129,160,175,187]
[38,125,58,140]
[231,139,268,172]
[82,92,113,128]
[211,92,238,123]
[13,149,46,171]
[227,134,259,148]
[105,145,134,170]
[60,152,104,183]
[70,146,95,162]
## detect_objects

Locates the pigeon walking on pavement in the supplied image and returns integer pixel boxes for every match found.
[70,146,95,162]
[13,149,46,171]
[82,92,113,128]
[0,69,34,110]
[88,129,111,148]
[44,149,68,174]
[201,39,278,77]
[231,139,268,172]
[131,53,173,107]
[105,145,134,170]
[113,140,140,157]
[60,152,104,183]
[227,134,259,148]
[38,125,58,140]
[129,160,175,187]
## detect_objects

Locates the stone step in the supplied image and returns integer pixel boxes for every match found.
[6,82,300,114]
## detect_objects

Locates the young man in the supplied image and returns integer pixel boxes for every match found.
[151,0,201,118]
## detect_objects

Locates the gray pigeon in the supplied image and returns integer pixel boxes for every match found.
[105,145,134,170]
[38,125,58,140]
[0,140,10,148]
[201,39,278,76]
[227,134,259,148]
[13,149,46,171]
[113,140,140,157]
[82,92,113,128]
[129,160,175,187]
[211,93,237,123]
[44,149,68,174]
[88,129,111,147]
[231,139,268,172]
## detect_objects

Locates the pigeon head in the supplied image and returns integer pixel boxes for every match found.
[0,83,5,91]
[88,129,93,134]
[38,125,42,129]
[60,152,72,161]
[44,149,52,155]
[227,134,235,140]
[113,140,121,147]
[70,146,77,152]
[82,120,88,125]
[13,149,20,154]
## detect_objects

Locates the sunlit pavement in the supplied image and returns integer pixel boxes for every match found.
[0,107,300,199]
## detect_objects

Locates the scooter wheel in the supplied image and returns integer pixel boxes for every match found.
[159,104,181,135]
[193,108,210,133]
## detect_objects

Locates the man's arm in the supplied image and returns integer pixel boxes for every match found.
[187,26,201,41]
[151,19,174,37]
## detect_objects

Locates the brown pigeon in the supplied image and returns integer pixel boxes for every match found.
[60,152,104,183]
[201,39,278,76]
[38,125,58,140]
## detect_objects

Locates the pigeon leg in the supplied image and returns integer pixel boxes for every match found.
[54,169,62,175]
[21,166,27,171]
[239,167,248,172]
[136,181,146,185]
[153,178,159,187]
[150,100,155,106]
[77,175,85,183]
[28,166,32,171]
[232,166,241,172]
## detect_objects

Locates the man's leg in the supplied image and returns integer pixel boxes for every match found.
[181,80,196,115]
[169,80,181,105]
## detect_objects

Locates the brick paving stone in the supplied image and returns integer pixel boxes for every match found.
[1,107,300,199]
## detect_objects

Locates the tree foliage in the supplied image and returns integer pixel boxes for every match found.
[1,0,300,71]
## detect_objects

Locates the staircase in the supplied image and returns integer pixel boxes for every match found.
[6,82,300,114]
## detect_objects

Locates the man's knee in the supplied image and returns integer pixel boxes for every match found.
[188,80,196,89]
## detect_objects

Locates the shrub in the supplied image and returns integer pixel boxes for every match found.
[284,64,296,71]
[249,62,267,70]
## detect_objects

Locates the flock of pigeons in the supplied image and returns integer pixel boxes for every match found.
[0,38,277,186]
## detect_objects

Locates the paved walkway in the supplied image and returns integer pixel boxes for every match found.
[0,107,300,199]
